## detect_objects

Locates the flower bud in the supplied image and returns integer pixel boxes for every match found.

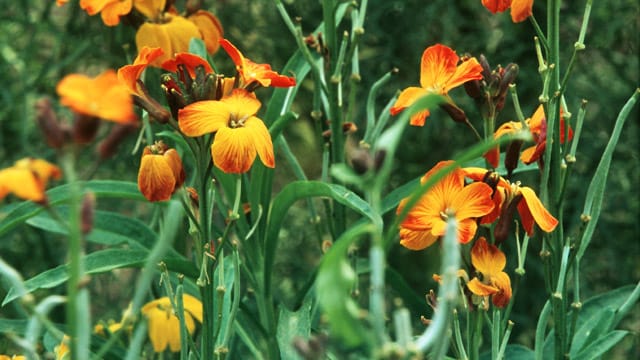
[440,102,468,123]
[73,114,100,144]
[35,97,69,148]
[504,140,524,177]
[97,124,138,160]
[81,192,96,235]
[493,194,522,244]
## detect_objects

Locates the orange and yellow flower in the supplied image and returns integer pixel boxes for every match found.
[390,44,483,126]
[466,237,512,308]
[0,158,62,203]
[138,141,185,202]
[57,70,137,124]
[141,294,203,353]
[0,356,26,360]
[118,46,165,98]
[178,89,275,174]
[494,105,573,165]
[80,0,133,26]
[463,167,558,236]
[397,161,495,250]
[481,0,534,23]
[219,39,296,89]
[134,0,223,66]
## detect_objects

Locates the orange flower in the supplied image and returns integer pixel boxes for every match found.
[390,44,483,126]
[56,0,68,6]
[118,46,165,98]
[161,52,214,78]
[463,167,558,236]
[481,0,533,23]
[466,237,512,308]
[178,89,275,174]
[134,0,223,66]
[57,70,137,124]
[138,141,185,202]
[219,39,296,89]
[397,160,495,250]
[495,105,573,165]
[0,158,62,203]
[80,0,133,26]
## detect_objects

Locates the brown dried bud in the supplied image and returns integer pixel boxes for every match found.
[373,149,386,172]
[464,79,483,100]
[134,94,171,124]
[479,54,492,81]
[440,102,467,123]
[72,114,100,144]
[504,140,524,177]
[35,97,69,148]
[81,192,96,235]
[97,124,138,160]
[349,147,372,174]
[494,194,522,245]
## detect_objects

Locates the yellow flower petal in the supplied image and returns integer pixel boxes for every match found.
[138,150,177,202]
[133,0,165,20]
[188,10,223,54]
[517,186,558,234]
[467,278,500,296]
[178,100,230,136]
[399,227,439,250]
[244,116,275,169]
[211,126,259,174]
[471,237,506,276]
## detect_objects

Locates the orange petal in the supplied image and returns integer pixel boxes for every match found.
[443,56,484,94]
[399,227,439,250]
[520,144,543,165]
[178,100,230,136]
[243,116,275,168]
[527,105,545,133]
[161,52,213,77]
[118,47,165,96]
[100,0,132,26]
[467,278,499,296]
[481,0,512,13]
[471,237,506,275]
[457,218,479,244]
[182,294,203,323]
[138,153,177,201]
[221,89,261,116]
[517,186,558,234]
[494,121,522,138]
[163,149,185,189]
[219,39,245,71]
[390,87,426,118]
[510,0,533,22]
[188,10,224,54]
[484,146,500,169]
[0,168,46,202]
[491,272,512,307]
[420,44,459,91]
[211,126,258,174]
[451,182,495,220]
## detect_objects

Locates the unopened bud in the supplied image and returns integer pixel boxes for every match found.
[349,147,372,175]
[464,79,483,100]
[440,102,467,123]
[494,194,522,245]
[479,54,492,81]
[35,97,69,148]
[134,95,171,124]
[73,114,100,144]
[504,140,524,177]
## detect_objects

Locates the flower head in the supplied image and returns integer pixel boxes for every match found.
[80,0,133,26]
[57,70,137,124]
[463,167,558,237]
[481,0,534,23]
[390,44,483,126]
[397,160,495,250]
[219,39,296,89]
[0,158,62,203]
[466,237,512,308]
[494,105,573,166]
[138,141,185,202]
[141,294,203,353]
[178,89,275,173]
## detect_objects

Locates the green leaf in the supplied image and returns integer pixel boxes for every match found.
[188,38,208,59]
[316,222,373,347]
[570,308,615,355]
[2,248,197,306]
[0,318,27,334]
[213,254,235,347]
[0,180,144,238]
[264,181,382,294]
[277,294,313,360]
[577,89,639,260]
[572,330,629,360]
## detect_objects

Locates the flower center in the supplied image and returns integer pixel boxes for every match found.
[228,113,249,128]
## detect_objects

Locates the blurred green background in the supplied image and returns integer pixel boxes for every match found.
[0,0,638,357]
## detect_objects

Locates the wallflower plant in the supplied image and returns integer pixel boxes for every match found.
[0,1,638,360]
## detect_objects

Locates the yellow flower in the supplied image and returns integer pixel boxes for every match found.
[396,160,495,250]
[467,237,512,308]
[0,158,62,203]
[137,141,185,202]
[0,356,26,360]
[390,44,483,126]
[56,70,137,124]
[54,335,70,360]
[134,0,223,66]
[141,294,203,353]
[178,89,275,173]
